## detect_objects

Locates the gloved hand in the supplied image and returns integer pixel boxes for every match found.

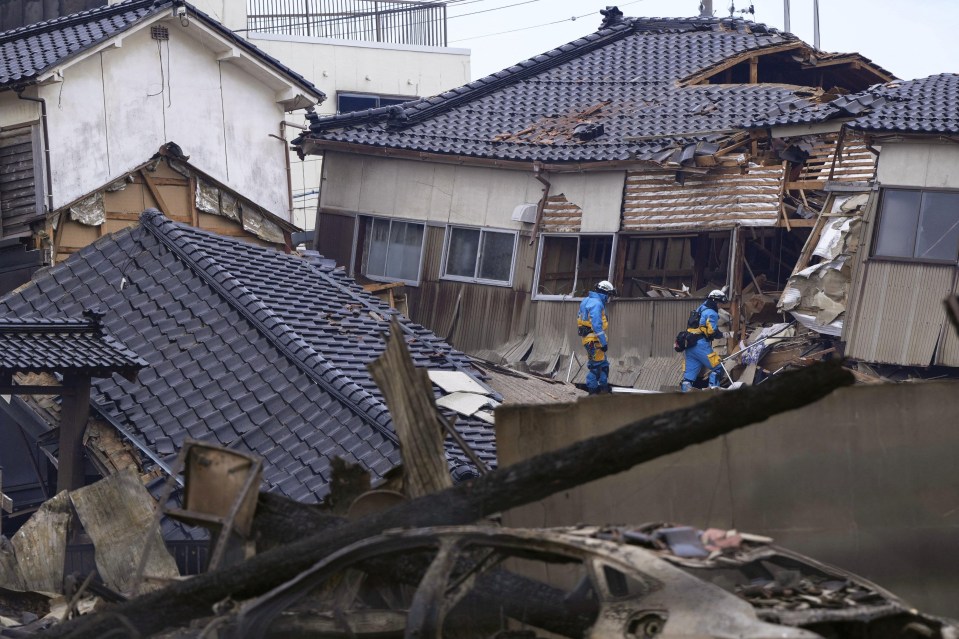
[601,345,608,352]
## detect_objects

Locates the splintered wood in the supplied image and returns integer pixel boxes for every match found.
[368,321,452,498]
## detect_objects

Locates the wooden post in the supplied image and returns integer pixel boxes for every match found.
[57,376,91,494]
[730,227,746,345]
[749,56,758,84]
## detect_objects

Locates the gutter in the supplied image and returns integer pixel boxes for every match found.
[14,90,54,214]
[528,163,550,247]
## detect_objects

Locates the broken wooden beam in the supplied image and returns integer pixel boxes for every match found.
[44,361,855,639]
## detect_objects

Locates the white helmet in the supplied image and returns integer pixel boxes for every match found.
[596,280,617,296]
[707,289,727,302]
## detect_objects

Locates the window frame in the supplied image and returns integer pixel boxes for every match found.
[336,91,417,114]
[532,232,617,301]
[439,224,518,287]
[353,215,427,286]
[871,186,959,265]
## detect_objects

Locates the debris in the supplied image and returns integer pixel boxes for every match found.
[10,491,71,593]
[434,391,498,417]
[426,370,490,396]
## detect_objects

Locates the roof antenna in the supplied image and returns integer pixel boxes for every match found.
[699,0,713,17]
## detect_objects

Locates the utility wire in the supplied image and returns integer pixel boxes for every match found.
[447,0,545,20]
[449,0,646,43]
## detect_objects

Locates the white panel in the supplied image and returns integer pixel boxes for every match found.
[0,92,39,128]
[357,157,399,216]
[428,163,455,223]
[484,170,532,228]
[220,61,289,218]
[551,171,625,232]
[393,160,433,221]
[449,166,491,225]
[321,151,363,212]
[163,26,228,184]
[876,143,931,187]
[100,28,167,179]
[923,144,959,189]
[42,58,110,208]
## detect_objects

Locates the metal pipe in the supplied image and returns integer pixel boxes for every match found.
[699,0,713,17]
[14,90,54,215]
[813,0,820,49]
[783,0,790,32]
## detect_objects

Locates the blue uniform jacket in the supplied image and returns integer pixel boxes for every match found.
[578,291,608,348]
[696,302,720,340]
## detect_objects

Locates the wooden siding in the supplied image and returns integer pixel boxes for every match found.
[0,125,41,239]
[316,210,356,269]
[622,166,783,230]
[796,135,876,184]
[540,193,583,232]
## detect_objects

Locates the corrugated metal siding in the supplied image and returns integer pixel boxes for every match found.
[0,126,40,238]
[845,261,955,366]
[540,193,582,232]
[421,225,445,280]
[936,276,959,367]
[623,166,783,230]
[316,210,356,269]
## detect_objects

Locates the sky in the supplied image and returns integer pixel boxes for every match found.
[446,0,958,82]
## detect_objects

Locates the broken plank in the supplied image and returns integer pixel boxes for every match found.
[11,491,71,593]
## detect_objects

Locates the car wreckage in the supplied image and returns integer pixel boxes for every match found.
[218,523,958,639]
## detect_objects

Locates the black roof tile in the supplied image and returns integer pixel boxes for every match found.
[0,0,323,99]
[0,210,495,510]
[755,73,959,136]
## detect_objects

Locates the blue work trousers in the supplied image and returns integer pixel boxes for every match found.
[682,338,720,391]
[584,342,609,393]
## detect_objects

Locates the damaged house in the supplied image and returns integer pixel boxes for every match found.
[295,7,893,391]
[754,73,959,371]
[0,0,324,293]
[0,210,507,537]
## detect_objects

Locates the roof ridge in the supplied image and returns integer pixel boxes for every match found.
[0,0,159,43]
[137,210,399,444]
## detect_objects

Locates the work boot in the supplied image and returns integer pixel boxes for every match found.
[680,380,692,393]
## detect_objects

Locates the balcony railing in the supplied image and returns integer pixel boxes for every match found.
[247,0,447,47]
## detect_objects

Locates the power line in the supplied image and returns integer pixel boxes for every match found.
[449,0,646,43]
[447,0,546,21]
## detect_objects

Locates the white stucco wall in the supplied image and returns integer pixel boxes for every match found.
[0,91,40,129]
[876,141,959,190]
[39,18,292,217]
[321,152,545,231]
[549,172,626,232]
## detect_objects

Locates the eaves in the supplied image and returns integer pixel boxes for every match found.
[302,139,664,173]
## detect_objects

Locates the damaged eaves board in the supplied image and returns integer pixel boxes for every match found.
[53,152,295,262]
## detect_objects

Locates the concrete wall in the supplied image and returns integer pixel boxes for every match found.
[496,381,959,617]
[876,141,959,189]
[0,93,40,129]
[30,18,293,218]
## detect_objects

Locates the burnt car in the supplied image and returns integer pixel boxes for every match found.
[223,524,958,639]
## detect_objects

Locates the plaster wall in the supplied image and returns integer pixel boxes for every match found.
[321,152,544,230]
[876,141,959,189]
[0,92,40,129]
[549,171,626,232]
[496,381,959,617]
[38,21,291,217]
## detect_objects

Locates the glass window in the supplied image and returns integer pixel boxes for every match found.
[620,232,731,297]
[874,189,959,261]
[361,217,424,283]
[337,93,416,114]
[442,226,516,285]
[535,235,614,298]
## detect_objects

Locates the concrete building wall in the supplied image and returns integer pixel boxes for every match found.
[496,381,959,617]
[0,92,40,129]
[35,19,292,217]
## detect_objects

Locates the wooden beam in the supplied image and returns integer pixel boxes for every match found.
[188,176,199,228]
[779,218,818,228]
[0,385,69,395]
[139,169,173,216]
[749,56,758,84]
[57,375,91,493]
[786,180,830,191]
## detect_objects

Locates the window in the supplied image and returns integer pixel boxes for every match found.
[874,188,959,262]
[359,217,425,284]
[337,92,415,114]
[620,232,730,297]
[442,226,517,285]
[535,235,614,298]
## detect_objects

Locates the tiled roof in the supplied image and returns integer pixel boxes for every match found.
[0,314,146,379]
[0,211,494,505]
[756,74,959,135]
[0,0,323,99]
[296,16,821,163]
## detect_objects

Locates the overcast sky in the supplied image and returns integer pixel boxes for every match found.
[446,0,957,82]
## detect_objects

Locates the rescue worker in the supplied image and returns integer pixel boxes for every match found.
[681,289,727,392]
[577,280,616,394]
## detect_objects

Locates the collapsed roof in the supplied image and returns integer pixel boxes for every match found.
[0,211,496,504]
[294,10,893,166]
[756,73,959,136]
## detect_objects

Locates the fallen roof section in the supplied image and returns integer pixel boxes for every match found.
[0,211,496,505]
